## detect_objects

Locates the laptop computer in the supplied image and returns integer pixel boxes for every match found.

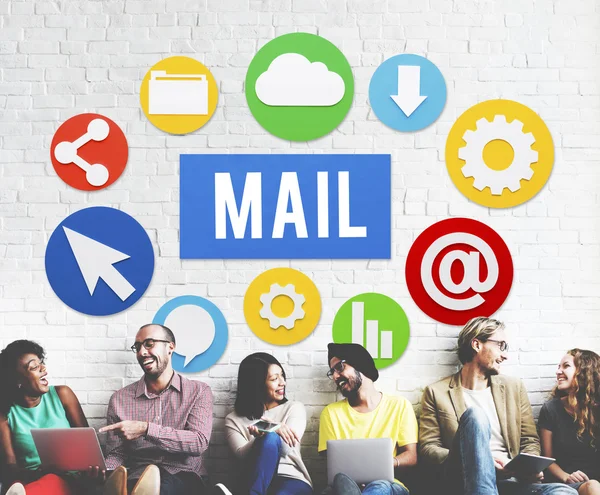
[31,427,106,471]
[327,438,394,486]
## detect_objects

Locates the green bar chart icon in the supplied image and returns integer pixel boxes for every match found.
[333,292,410,370]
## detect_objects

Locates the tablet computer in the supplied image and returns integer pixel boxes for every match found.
[504,453,555,474]
[31,427,106,471]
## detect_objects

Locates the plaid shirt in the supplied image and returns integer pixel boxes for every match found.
[104,372,213,479]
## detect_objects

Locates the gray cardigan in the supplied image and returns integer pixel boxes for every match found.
[224,400,313,487]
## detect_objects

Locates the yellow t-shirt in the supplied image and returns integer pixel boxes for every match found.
[318,394,418,488]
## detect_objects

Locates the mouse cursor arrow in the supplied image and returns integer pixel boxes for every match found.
[390,65,428,117]
[63,227,135,301]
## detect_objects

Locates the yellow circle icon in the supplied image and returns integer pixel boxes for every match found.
[140,56,218,135]
[244,268,321,346]
[445,99,554,208]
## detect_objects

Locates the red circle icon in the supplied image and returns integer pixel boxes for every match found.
[50,113,128,191]
[405,218,513,326]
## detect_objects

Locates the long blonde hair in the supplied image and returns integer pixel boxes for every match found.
[552,348,600,447]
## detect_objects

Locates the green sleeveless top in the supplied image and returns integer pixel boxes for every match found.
[7,386,71,469]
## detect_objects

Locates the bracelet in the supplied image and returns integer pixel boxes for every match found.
[393,457,398,468]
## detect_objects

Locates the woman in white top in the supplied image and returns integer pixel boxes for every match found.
[215,352,312,495]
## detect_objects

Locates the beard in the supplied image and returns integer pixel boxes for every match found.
[485,361,500,376]
[139,356,168,378]
[337,370,362,400]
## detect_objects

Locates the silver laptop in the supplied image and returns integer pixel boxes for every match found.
[327,438,394,486]
[31,427,106,471]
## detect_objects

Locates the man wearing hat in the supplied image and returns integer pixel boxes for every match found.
[318,343,418,495]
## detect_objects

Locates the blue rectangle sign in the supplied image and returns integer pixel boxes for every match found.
[180,154,391,259]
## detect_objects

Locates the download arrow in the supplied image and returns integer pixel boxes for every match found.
[390,65,428,117]
[63,227,135,302]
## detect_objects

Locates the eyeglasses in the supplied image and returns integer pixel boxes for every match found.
[486,339,509,352]
[27,359,45,372]
[327,360,346,380]
[130,338,172,353]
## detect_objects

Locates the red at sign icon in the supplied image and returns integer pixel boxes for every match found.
[405,218,513,326]
[50,113,128,191]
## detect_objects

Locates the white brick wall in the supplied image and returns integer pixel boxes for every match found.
[1,0,600,488]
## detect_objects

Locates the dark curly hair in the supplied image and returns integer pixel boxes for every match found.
[552,348,600,447]
[234,352,287,420]
[0,340,46,415]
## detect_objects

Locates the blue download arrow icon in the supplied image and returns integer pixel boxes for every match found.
[390,65,428,117]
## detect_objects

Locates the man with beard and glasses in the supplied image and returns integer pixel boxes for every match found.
[419,317,577,495]
[318,343,418,495]
[100,323,214,495]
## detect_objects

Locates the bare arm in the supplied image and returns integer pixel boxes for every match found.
[56,385,89,428]
[394,442,417,474]
[0,415,43,485]
[540,428,567,482]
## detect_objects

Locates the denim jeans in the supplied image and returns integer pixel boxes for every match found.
[443,407,578,495]
[332,472,409,495]
[245,432,312,495]
[497,480,580,494]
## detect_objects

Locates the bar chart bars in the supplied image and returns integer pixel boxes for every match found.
[351,301,393,359]
[332,292,410,370]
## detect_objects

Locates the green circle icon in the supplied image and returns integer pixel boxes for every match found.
[332,293,410,370]
[245,33,354,141]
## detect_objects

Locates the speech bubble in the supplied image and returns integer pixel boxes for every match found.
[165,304,215,366]
[153,295,228,373]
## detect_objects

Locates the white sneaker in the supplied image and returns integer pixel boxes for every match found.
[213,483,233,495]
[6,483,26,495]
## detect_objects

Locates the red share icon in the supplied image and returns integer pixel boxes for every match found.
[50,113,128,191]
[405,218,513,326]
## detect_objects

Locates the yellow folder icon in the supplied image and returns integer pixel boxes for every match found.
[148,70,209,115]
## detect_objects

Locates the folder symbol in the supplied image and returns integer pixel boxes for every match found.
[149,70,209,115]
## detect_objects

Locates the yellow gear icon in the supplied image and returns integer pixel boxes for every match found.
[244,268,321,346]
[259,283,306,330]
[445,99,554,208]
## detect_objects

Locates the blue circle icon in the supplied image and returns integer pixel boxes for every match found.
[45,207,154,316]
[153,295,228,373]
[368,54,446,132]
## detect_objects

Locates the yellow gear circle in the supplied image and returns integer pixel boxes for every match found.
[445,99,554,208]
[244,268,321,346]
[140,56,218,135]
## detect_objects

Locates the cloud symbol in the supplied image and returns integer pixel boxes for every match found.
[255,53,345,107]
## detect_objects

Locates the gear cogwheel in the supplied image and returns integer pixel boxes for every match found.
[259,283,306,330]
[458,115,539,195]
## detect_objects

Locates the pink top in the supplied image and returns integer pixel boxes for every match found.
[104,372,213,479]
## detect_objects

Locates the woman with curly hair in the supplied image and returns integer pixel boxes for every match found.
[0,340,126,495]
[540,349,600,495]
